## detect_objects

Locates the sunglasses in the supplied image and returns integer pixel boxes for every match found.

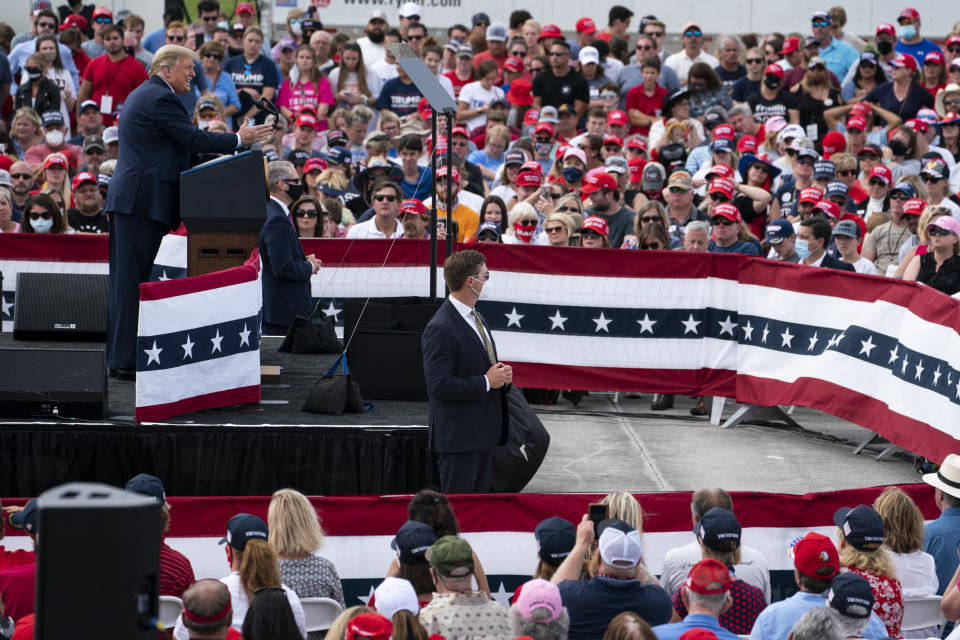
[374,194,398,202]
[599,93,618,100]
[710,193,730,202]
[202,15,219,21]
[683,30,702,37]
[929,226,953,236]
[203,53,223,60]
[712,217,736,226]
[520,219,538,225]
[407,34,424,41]
[604,145,622,152]
[796,158,816,166]
[890,192,911,200]
[94,17,111,24]
[944,98,960,107]
[545,225,565,233]
[922,176,942,183]
[642,242,662,249]
[37,21,57,29]
[668,186,689,193]
[530,66,544,73]
[949,47,960,54]
[646,31,665,38]
[750,163,770,173]
[837,169,857,177]
[868,178,887,187]
[637,44,654,51]
[167,34,185,42]
[746,58,764,64]
[812,20,829,27]
[548,52,568,57]
[29,211,52,220]
[581,229,602,238]
[641,215,661,223]
[557,207,579,214]
[511,50,526,56]
[10,173,32,180]
[294,209,319,218]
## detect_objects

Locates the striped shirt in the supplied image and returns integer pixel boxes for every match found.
[160,542,196,598]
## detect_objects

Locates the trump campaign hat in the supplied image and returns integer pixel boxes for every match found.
[391,520,436,565]
[827,573,875,619]
[71,171,98,191]
[219,513,268,551]
[515,578,563,623]
[791,531,839,579]
[694,507,741,551]
[124,473,166,504]
[765,218,795,244]
[685,558,733,594]
[534,516,576,566]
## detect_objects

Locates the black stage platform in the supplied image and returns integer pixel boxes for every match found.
[0,334,436,496]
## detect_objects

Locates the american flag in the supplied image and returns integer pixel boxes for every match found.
[134,250,262,422]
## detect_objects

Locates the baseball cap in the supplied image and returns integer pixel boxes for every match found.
[124,473,165,504]
[477,221,502,240]
[391,520,436,565]
[927,215,960,236]
[827,573,875,619]
[196,96,219,113]
[708,177,735,200]
[833,505,885,552]
[899,7,920,22]
[287,149,310,165]
[507,79,534,106]
[398,2,421,18]
[576,17,597,34]
[597,521,642,567]
[890,53,918,71]
[0,170,10,188]
[868,165,892,185]
[471,12,490,26]
[607,109,629,127]
[765,218,795,244]
[373,577,419,618]
[798,186,824,204]
[43,153,67,170]
[846,116,868,133]
[825,180,849,199]
[921,158,949,180]
[516,171,543,187]
[304,157,327,174]
[765,63,784,79]
[61,14,88,31]
[325,146,352,166]
[777,124,805,145]
[627,137,647,152]
[563,147,587,166]
[219,513,268,551]
[665,170,693,191]
[891,181,917,198]
[694,507,741,551]
[903,197,927,216]
[685,558,733,594]
[456,43,474,58]
[779,36,801,54]
[791,532,840,579]
[581,171,618,195]
[79,99,99,114]
[82,135,106,153]
[503,149,527,167]
[764,115,788,134]
[534,122,555,137]
[813,160,836,180]
[486,23,508,42]
[368,10,387,22]
[603,134,624,148]
[712,124,736,140]
[8,500,38,534]
[925,50,946,67]
[712,203,741,223]
[534,517,576,566]
[539,106,559,124]
[814,200,841,219]
[345,613,393,640]
[876,22,896,36]
[605,156,628,175]
[808,56,827,69]
[557,103,576,118]
[578,46,600,66]
[71,171,97,191]
[540,24,564,40]
[436,165,460,184]
[295,114,319,130]
[642,162,666,191]
[504,57,524,73]
[628,156,646,184]
[812,10,831,22]
[515,578,563,623]
[92,6,112,19]
[905,117,929,134]
[710,137,733,153]
[426,535,474,577]
[832,219,861,239]
[235,2,255,14]
[42,111,64,127]
[821,131,846,159]
[103,126,119,144]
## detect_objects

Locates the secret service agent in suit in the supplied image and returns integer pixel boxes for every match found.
[797,218,856,272]
[260,160,322,335]
[103,44,274,379]
[421,250,512,493]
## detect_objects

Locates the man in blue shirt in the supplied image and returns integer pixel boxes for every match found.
[553,517,672,640]
[749,532,888,640]
[923,454,960,595]
[894,8,942,67]
[653,559,740,640]
[708,204,760,256]
[811,11,858,81]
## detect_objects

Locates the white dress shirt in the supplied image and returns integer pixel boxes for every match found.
[448,294,492,391]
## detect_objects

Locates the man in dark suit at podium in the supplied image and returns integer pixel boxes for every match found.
[259,160,322,335]
[104,44,273,379]
[421,250,512,493]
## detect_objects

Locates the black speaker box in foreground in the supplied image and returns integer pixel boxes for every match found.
[344,297,444,401]
[0,348,107,418]
[13,272,108,341]
[36,483,160,640]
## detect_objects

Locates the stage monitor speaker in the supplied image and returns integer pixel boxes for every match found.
[13,272,108,341]
[344,298,444,401]
[0,348,107,418]
[35,483,160,640]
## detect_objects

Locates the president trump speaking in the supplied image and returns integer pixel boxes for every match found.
[103,44,273,379]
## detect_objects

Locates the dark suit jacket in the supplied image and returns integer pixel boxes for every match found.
[421,299,509,454]
[104,75,239,231]
[259,197,312,328]
[821,253,857,272]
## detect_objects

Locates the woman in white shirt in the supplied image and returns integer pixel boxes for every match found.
[456,60,505,132]
[873,486,938,639]
[36,34,75,137]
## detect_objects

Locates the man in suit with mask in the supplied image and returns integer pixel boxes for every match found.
[259,160,321,335]
[421,249,511,493]
[104,44,273,380]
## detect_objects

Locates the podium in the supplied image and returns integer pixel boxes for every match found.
[180,149,269,276]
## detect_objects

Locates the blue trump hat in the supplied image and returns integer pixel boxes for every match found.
[219,513,268,551]
[325,146,352,166]
[765,218,795,244]
[124,473,166,505]
[391,520,437,566]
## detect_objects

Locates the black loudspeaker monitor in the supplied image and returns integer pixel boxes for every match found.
[36,483,160,640]
[13,272,108,340]
[0,348,107,418]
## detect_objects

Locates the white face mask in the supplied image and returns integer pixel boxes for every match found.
[45,129,64,147]
[469,275,489,299]
[30,216,54,233]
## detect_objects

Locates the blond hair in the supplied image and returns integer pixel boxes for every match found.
[917,206,951,244]
[268,488,325,556]
[836,530,898,580]
[150,44,198,77]
[326,606,375,640]
[873,487,925,554]
[601,491,644,532]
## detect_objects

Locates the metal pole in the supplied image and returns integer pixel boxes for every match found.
[429,110,438,301]
[444,109,455,260]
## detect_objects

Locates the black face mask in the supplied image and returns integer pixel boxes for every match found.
[285,181,305,202]
[876,40,893,55]
[763,76,781,90]
[888,138,909,157]
[368,29,385,44]
[25,67,43,82]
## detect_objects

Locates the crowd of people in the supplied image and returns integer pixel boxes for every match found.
[3,7,960,349]
[0,453,959,640]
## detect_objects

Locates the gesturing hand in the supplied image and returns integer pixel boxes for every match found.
[238,121,275,146]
